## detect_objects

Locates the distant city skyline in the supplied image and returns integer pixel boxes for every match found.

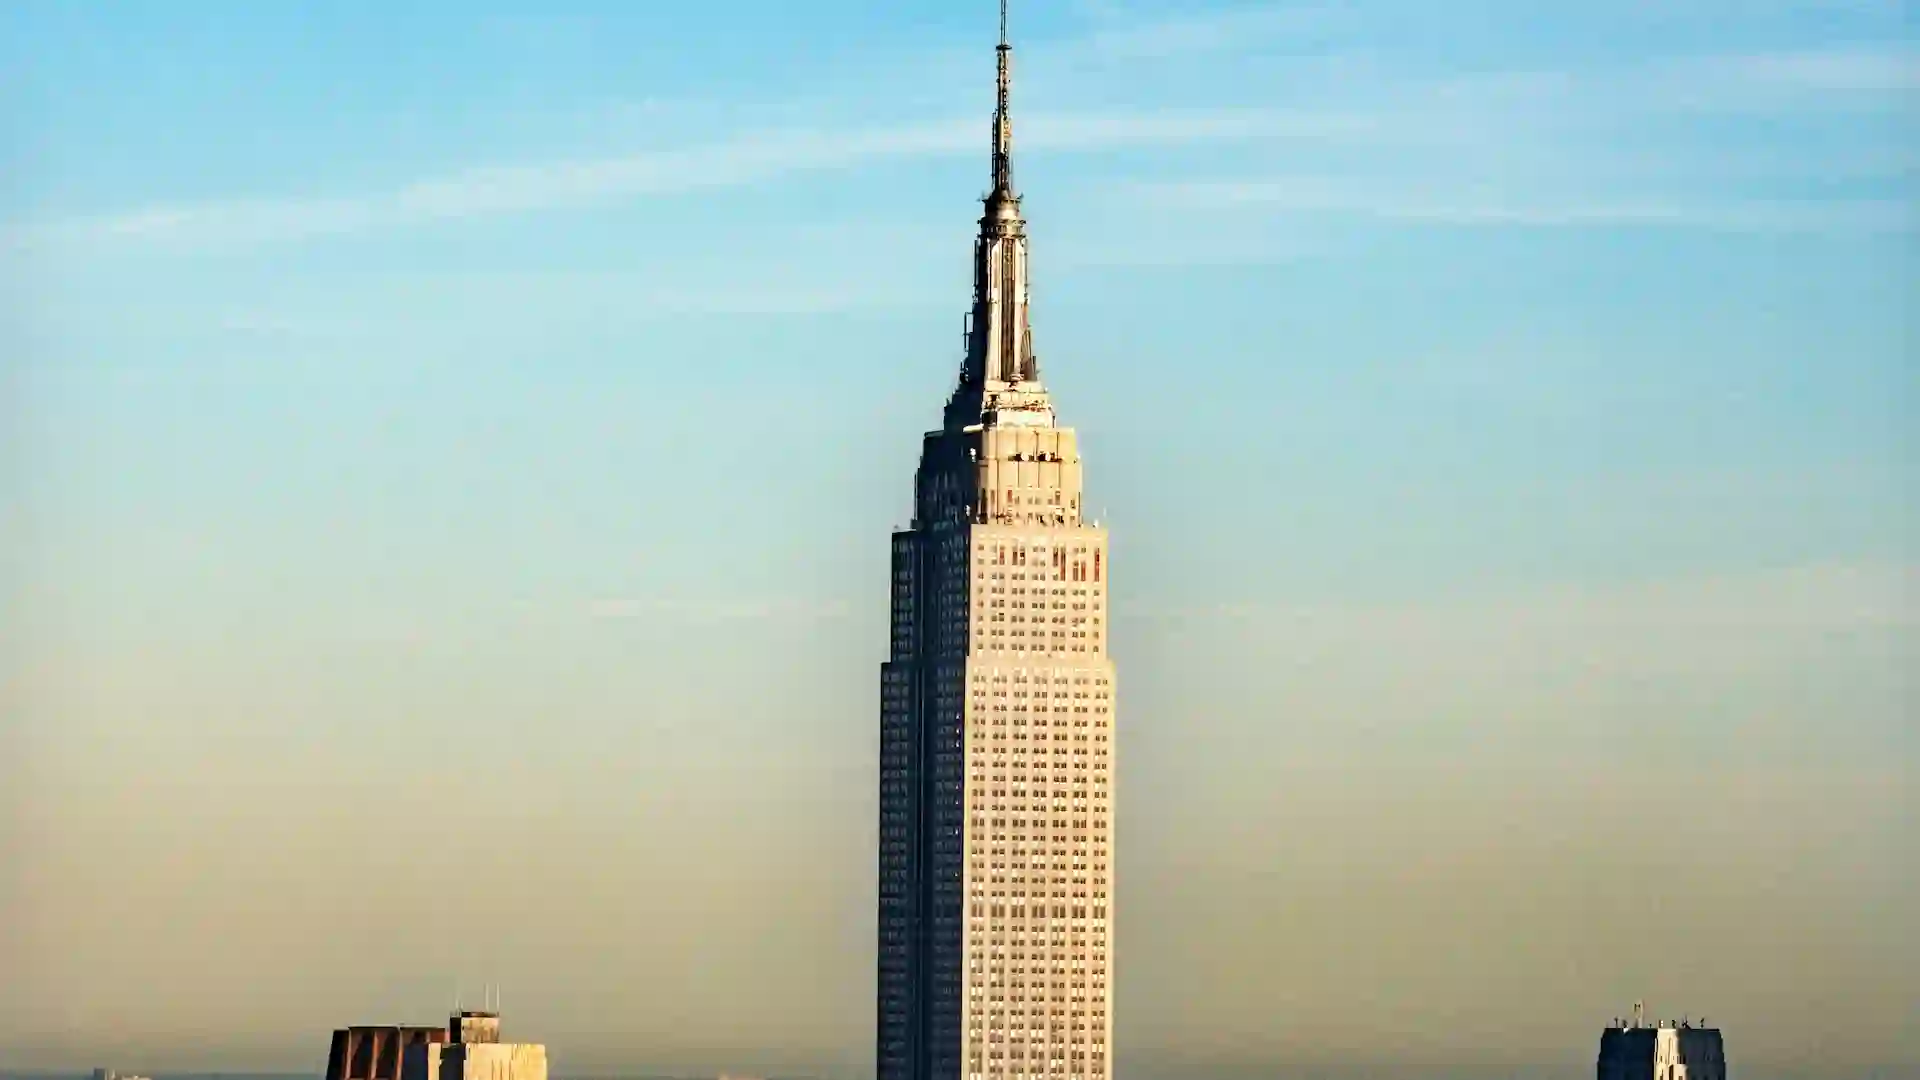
[2,0,1914,1076]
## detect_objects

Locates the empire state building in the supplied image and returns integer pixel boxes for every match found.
[878,7,1115,1079]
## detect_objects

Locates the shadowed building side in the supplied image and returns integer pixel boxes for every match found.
[325,1027,449,1080]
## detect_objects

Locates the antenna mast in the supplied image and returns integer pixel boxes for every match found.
[993,0,1014,194]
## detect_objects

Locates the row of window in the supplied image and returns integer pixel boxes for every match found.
[976,739,1108,753]
[972,1002,1109,1014]
[981,703,1111,714]
[977,741,1110,754]
[976,672,1110,684]
[978,722,1111,734]
[971,1044,1107,1055]
[975,1006,1113,1022]
[981,677,1107,688]
[968,948,1110,959]
[971,821,1108,833]
[975,754,1109,766]
[973,872,1109,883]
[984,603,1101,619]
[973,829,1110,841]
[970,783,1109,795]
[972,877,1110,890]
[971,1004,1109,1019]
[967,815,1108,826]
[971,901,1108,915]
[985,602,1100,618]
[972,867,1109,879]
[973,861,1110,873]
[973,811,1109,823]
[969,792,1109,802]
[975,941,1113,949]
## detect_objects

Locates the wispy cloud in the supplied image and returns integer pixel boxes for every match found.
[589,596,852,623]
[1067,2,1357,63]
[10,3,1911,256]
[1675,44,1920,94]
[30,120,967,249]
[1123,561,1919,632]
[19,106,1371,253]
[1129,178,1916,233]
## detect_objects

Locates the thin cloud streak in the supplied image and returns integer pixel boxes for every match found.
[590,596,852,623]
[1120,561,1919,630]
[22,107,1369,252]
[1674,43,1920,94]
[1130,178,1917,233]
[12,28,1910,253]
[1067,2,1358,63]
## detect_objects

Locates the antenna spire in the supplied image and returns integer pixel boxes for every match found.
[993,0,1014,195]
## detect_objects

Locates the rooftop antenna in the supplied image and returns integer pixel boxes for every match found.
[992,0,1014,195]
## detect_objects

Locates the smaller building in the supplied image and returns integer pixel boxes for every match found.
[403,1011,548,1080]
[326,1026,451,1080]
[1598,1008,1727,1080]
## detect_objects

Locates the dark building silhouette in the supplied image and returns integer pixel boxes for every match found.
[325,1026,448,1080]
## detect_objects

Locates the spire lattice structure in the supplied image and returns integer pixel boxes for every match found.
[946,0,1049,429]
[993,0,1014,196]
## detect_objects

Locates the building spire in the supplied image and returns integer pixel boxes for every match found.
[944,0,1052,429]
[993,0,1014,195]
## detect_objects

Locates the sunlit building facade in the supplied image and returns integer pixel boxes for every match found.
[877,9,1115,1080]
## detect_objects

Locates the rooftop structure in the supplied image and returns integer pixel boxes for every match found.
[324,1007,546,1080]
[1598,1005,1728,1080]
[450,1010,502,1044]
[403,1011,548,1080]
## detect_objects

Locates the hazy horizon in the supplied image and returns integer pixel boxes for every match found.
[2,0,1913,1076]
[4,1065,1918,1080]
[3,1065,1918,1080]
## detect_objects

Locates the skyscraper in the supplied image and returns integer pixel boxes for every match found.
[877,6,1115,1079]
[1597,1011,1728,1080]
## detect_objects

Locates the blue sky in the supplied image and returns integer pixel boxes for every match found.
[2,0,1915,1074]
